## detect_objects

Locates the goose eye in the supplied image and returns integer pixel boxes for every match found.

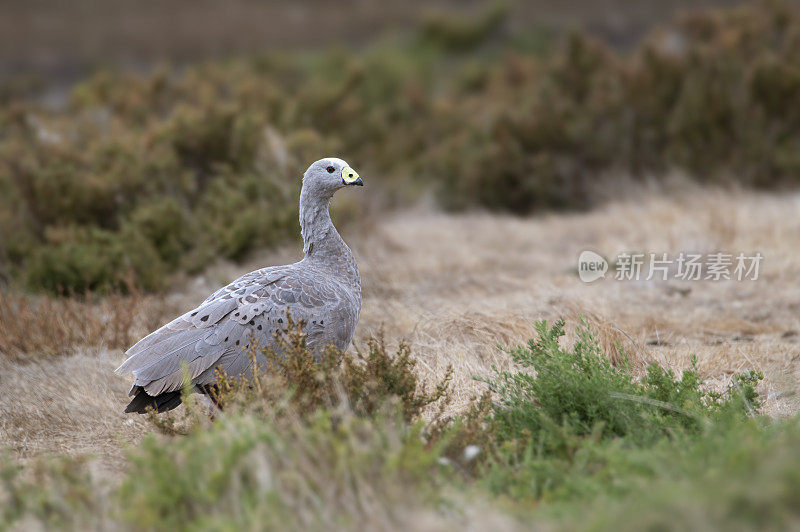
[326,166,335,173]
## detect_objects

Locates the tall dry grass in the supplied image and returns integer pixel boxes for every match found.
[0,289,170,362]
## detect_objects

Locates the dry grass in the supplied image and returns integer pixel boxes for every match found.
[0,348,149,477]
[0,290,174,474]
[0,290,171,362]
[1,186,799,479]
[351,185,800,417]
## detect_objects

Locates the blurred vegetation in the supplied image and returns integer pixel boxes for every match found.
[0,288,169,361]
[4,318,798,530]
[3,1,800,293]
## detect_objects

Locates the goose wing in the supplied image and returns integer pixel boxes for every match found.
[115,264,344,399]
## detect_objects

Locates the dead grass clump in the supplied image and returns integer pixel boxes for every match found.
[0,289,168,361]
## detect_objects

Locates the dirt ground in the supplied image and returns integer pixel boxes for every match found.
[2,186,799,478]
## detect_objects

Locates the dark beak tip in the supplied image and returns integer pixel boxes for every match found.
[355,177,364,186]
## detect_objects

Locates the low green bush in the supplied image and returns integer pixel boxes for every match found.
[0,452,109,530]
[121,411,445,531]
[477,319,762,500]
[485,319,760,446]
[543,418,800,531]
[420,2,509,52]
[24,225,165,294]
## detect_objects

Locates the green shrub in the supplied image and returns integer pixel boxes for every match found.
[485,320,759,446]
[120,410,446,531]
[477,319,763,501]
[421,2,509,52]
[193,171,297,263]
[163,103,261,175]
[0,76,303,292]
[543,417,800,531]
[127,198,195,269]
[24,226,164,293]
[0,452,103,530]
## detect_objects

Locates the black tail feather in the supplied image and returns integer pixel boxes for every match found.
[124,388,183,414]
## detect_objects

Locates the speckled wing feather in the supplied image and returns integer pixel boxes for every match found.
[115,263,358,398]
